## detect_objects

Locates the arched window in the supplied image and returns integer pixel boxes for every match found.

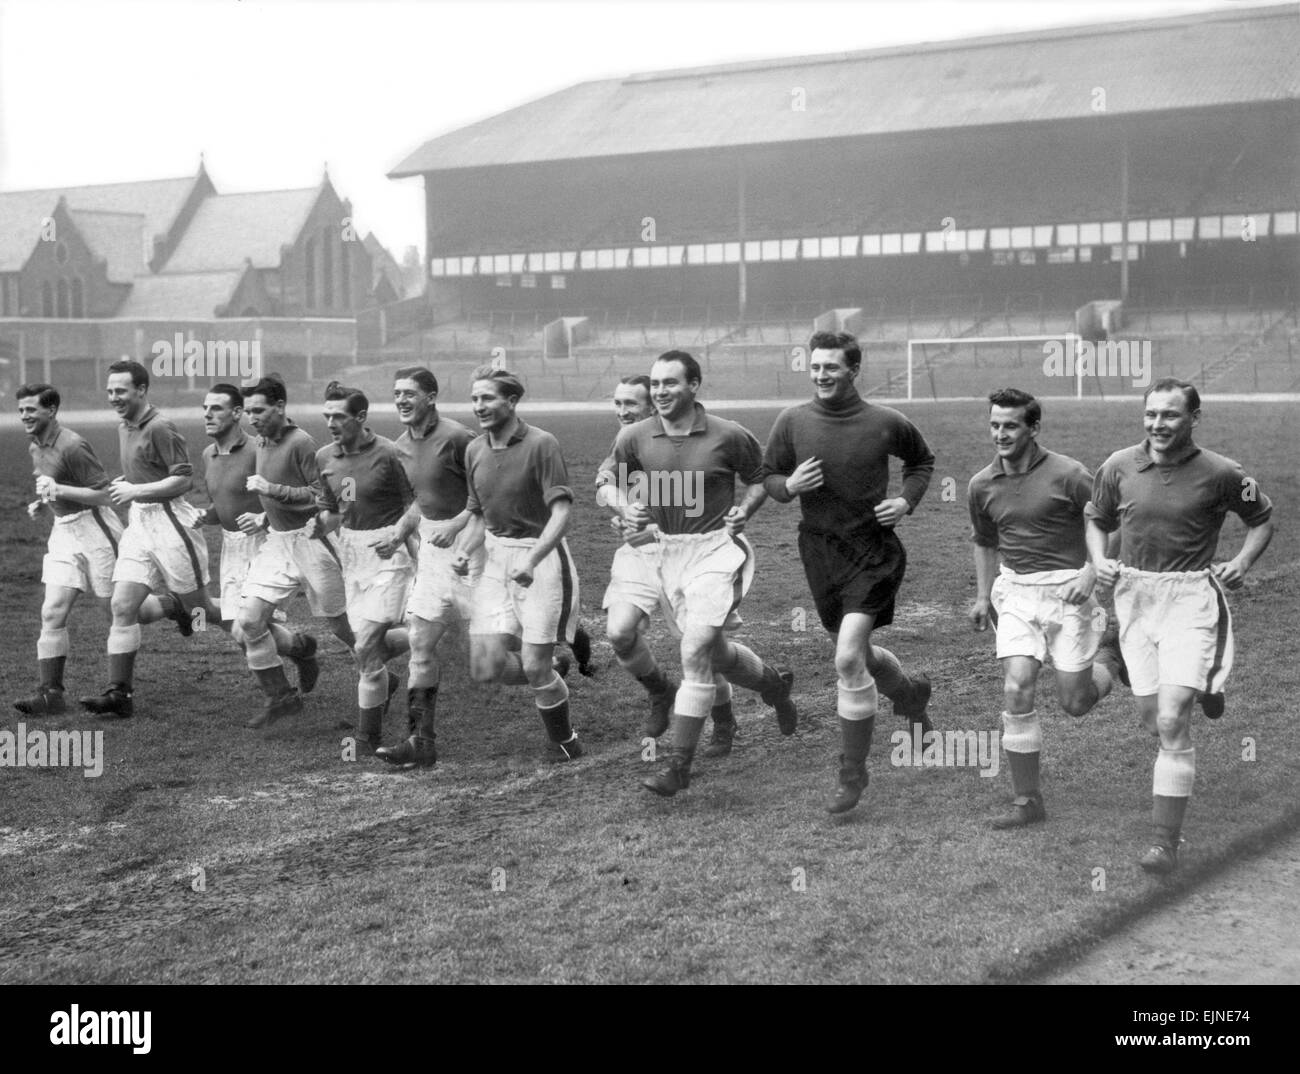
[71,277,84,318]
[305,236,316,309]
[56,279,69,318]
[339,239,350,309]
[42,281,54,317]
[321,228,333,309]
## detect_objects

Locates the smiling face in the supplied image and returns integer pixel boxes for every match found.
[243,393,285,439]
[470,378,517,435]
[988,404,1039,465]
[323,398,365,447]
[809,347,858,404]
[106,372,147,422]
[202,393,242,440]
[18,395,56,439]
[1144,388,1198,458]
[649,359,698,422]
[613,382,653,425]
[394,377,435,428]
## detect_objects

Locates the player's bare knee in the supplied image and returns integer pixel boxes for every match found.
[1059,688,1095,717]
[834,648,867,682]
[1003,680,1036,713]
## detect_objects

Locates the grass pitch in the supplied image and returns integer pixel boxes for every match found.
[0,398,1296,983]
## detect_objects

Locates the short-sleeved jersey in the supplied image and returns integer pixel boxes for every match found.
[1086,441,1273,572]
[967,443,1092,572]
[254,420,322,532]
[29,419,111,519]
[760,392,934,534]
[316,430,413,531]
[465,419,573,539]
[611,404,762,535]
[200,432,261,531]
[118,405,193,499]
[394,411,475,521]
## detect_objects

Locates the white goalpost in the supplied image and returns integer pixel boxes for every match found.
[906,333,1083,400]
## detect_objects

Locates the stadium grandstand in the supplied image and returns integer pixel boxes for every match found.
[384,3,1299,402]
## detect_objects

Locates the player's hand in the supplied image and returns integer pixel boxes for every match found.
[35,475,58,502]
[245,474,272,495]
[424,518,460,548]
[723,506,747,536]
[623,502,651,531]
[451,551,471,577]
[1058,566,1096,605]
[370,535,402,559]
[108,477,138,505]
[27,499,45,520]
[1212,559,1247,591]
[1094,557,1120,588]
[970,598,992,632]
[236,511,267,535]
[509,565,534,588]
[303,514,324,539]
[594,469,615,489]
[873,496,910,528]
[784,457,824,497]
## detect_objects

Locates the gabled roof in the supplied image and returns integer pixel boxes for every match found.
[363,232,404,296]
[0,175,200,241]
[115,269,246,319]
[390,4,1300,175]
[0,191,59,271]
[69,210,150,282]
[161,187,321,273]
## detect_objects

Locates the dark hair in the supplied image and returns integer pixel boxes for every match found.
[653,350,701,386]
[16,383,60,409]
[807,331,862,370]
[987,387,1042,426]
[107,359,149,389]
[1144,378,1200,413]
[242,373,287,406]
[395,366,439,395]
[617,374,652,398]
[207,383,244,410]
[470,366,525,402]
[325,380,369,416]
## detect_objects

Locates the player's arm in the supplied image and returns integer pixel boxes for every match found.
[1085,517,1118,587]
[109,472,190,503]
[111,421,193,503]
[724,481,767,535]
[1084,462,1121,587]
[895,418,937,513]
[968,480,999,630]
[1057,463,1098,605]
[41,439,114,507]
[37,480,114,508]
[725,425,769,533]
[1215,517,1274,590]
[450,512,486,576]
[248,438,319,504]
[512,497,572,586]
[971,544,999,632]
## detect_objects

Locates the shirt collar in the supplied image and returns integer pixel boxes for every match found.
[262,418,298,446]
[211,429,249,456]
[33,418,62,448]
[652,402,708,437]
[331,427,377,456]
[990,440,1047,477]
[410,410,441,440]
[124,404,158,430]
[1133,440,1201,471]
[489,417,529,447]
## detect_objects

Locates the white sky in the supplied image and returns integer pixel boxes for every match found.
[0,0,1289,259]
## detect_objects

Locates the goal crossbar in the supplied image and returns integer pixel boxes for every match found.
[906,334,1082,400]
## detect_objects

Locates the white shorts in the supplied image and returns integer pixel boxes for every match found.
[336,525,415,626]
[1113,566,1234,696]
[470,533,580,646]
[217,528,267,621]
[112,500,210,593]
[657,529,753,633]
[42,508,124,598]
[242,525,347,618]
[407,518,482,623]
[991,565,1105,673]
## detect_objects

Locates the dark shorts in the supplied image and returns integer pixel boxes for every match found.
[797,525,907,634]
